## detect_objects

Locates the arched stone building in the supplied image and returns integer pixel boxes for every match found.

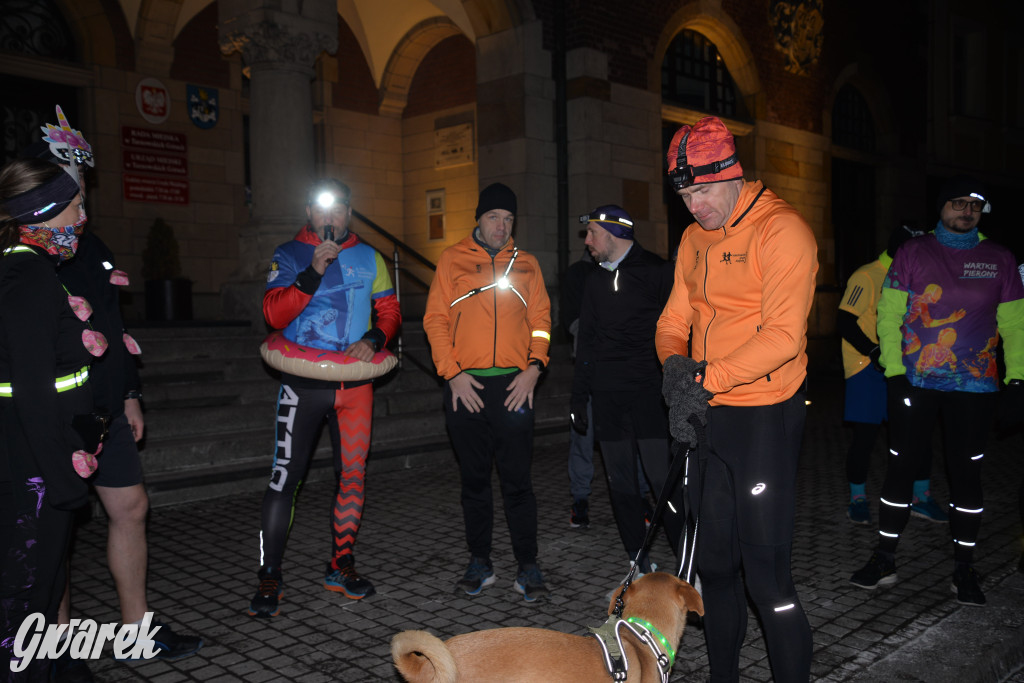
[2,0,1019,334]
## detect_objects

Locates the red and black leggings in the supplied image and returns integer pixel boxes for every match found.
[259,382,372,572]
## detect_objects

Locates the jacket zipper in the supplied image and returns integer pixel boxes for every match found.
[490,253,498,368]
[700,228,725,362]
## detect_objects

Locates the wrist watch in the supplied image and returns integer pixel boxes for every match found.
[529,358,546,372]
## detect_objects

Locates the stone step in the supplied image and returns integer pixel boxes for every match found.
[122,322,574,508]
[142,422,570,508]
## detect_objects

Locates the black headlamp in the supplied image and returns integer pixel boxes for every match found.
[669,128,740,191]
[669,155,741,191]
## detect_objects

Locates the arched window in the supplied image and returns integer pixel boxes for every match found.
[0,0,77,62]
[831,84,875,152]
[661,30,742,119]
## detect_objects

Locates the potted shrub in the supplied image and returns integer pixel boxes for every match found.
[142,218,192,321]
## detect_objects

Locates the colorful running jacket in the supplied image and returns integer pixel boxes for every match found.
[263,225,400,353]
[878,232,1024,392]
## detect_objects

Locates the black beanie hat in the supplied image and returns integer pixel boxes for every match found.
[475,183,517,221]
[937,174,988,212]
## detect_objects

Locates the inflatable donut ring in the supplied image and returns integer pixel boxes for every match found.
[260,330,398,381]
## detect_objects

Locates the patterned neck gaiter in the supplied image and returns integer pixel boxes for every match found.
[19,218,86,262]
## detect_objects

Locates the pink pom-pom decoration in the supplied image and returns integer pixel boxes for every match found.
[72,443,102,478]
[82,329,108,357]
[67,295,93,322]
[123,333,142,355]
[109,270,130,286]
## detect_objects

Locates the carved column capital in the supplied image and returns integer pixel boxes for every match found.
[218,2,338,73]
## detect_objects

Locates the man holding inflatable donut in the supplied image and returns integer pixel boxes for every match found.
[249,179,401,617]
[424,182,553,603]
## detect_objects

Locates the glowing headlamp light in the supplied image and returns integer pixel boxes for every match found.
[316,191,338,209]
[578,213,635,228]
[497,276,510,289]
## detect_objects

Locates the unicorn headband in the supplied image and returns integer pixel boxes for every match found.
[40,105,94,187]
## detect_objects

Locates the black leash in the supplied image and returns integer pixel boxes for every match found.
[611,433,695,618]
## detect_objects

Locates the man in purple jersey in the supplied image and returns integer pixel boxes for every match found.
[850,175,1024,606]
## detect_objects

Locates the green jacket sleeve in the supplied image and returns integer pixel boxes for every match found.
[997,297,1024,382]
[877,286,908,377]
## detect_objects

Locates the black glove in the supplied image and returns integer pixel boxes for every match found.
[998,380,1024,432]
[662,355,714,447]
[868,346,883,373]
[886,374,912,404]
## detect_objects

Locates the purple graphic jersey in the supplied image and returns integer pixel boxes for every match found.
[884,234,1024,392]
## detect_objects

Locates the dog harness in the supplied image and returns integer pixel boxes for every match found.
[448,247,527,307]
[588,614,674,683]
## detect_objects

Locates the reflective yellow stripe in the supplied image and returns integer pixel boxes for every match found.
[532,330,551,341]
[0,367,89,397]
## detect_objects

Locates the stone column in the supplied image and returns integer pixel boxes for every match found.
[475,22,558,286]
[218,0,337,323]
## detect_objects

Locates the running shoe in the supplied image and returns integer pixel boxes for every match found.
[248,566,283,618]
[847,498,872,526]
[324,556,376,599]
[570,499,590,528]
[849,551,897,590]
[456,556,496,595]
[951,564,986,606]
[910,494,949,523]
[513,563,550,603]
[115,619,204,660]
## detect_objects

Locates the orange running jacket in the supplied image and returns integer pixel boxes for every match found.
[656,180,818,407]
[424,234,551,380]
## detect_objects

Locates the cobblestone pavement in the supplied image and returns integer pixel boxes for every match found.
[67,375,1024,682]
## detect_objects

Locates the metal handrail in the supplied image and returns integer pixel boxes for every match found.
[350,210,437,377]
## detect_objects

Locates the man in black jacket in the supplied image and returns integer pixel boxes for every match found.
[570,204,682,576]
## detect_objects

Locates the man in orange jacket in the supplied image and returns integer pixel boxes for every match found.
[657,117,818,682]
[423,182,552,603]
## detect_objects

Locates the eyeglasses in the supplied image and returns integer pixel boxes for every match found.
[950,198,985,212]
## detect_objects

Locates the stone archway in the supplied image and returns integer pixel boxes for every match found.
[378,17,465,118]
[650,5,763,118]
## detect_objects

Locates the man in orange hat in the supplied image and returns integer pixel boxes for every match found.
[656,116,818,682]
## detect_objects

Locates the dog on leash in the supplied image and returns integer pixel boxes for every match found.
[391,572,704,683]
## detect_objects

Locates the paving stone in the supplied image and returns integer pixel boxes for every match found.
[61,375,1024,681]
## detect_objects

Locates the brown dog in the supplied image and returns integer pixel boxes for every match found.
[391,572,704,683]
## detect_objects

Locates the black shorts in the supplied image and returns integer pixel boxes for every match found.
[92,413,144,488]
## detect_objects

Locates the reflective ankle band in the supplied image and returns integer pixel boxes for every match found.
[0,367,89,397]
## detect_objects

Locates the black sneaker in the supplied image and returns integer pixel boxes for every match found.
[849,551,897,589]
[513,563,550,603]
[324,556,376,599]
[248,565,283,617]
[53,649,94,682]
[456,556,496,595]
[115,619,203,660]
[570,499,590,528]
[951,564,986,606]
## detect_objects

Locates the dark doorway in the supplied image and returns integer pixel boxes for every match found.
[1,73,79,165]
[831,157,877,286]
